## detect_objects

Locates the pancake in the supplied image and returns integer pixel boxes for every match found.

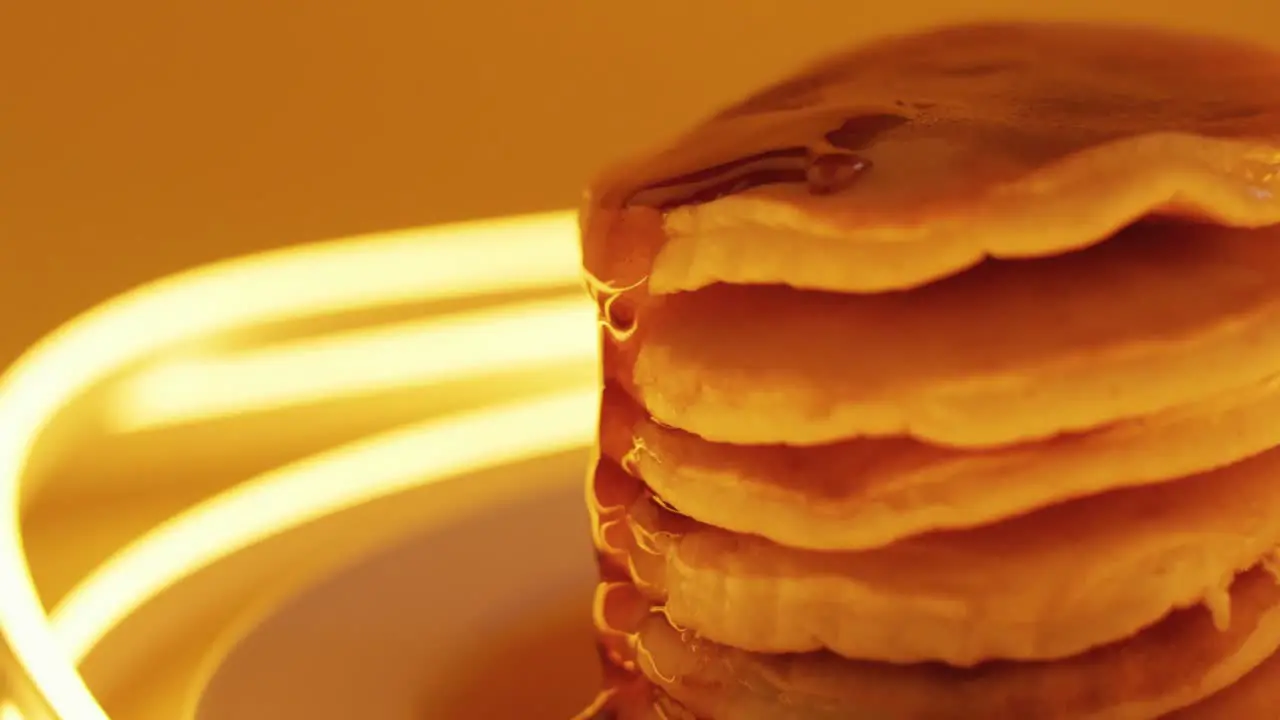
[598,376,1280,550]
[606,655,1280,720]
[594,565,1280,720]
[606,664,1280,720]
[1167,643,1280,717]
[591,456,1280,665]
[581,23,1280,296]
[581,20,1280,719]
[614,223,1280,447]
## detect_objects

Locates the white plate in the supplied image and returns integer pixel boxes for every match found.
[195,458,603,720]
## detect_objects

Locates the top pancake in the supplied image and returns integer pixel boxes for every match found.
[582,22,1280,295]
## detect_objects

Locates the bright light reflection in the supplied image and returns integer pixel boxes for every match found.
[0,210,584,720]
[111,295,596,431]
[51,389,597,665]
[0,702,25,720]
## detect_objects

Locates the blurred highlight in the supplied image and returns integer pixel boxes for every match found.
[111,296,596,431]
[0,210,592,718]
[52,390,598,666]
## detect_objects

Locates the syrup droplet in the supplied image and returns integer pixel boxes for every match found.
[806,152,870,195]
[652,166,808,210]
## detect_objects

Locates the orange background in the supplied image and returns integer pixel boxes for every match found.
[3,1,1278,364]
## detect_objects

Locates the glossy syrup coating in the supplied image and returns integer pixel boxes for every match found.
[582,22,1280,295]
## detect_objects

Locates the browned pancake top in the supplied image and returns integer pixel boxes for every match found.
[583,23,1280,294]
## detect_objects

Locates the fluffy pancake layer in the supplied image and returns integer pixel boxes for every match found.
[593,568,1280,720]
[591,457,1280,664]
[613,223,1280,447]
[600,645,1280,720]
[583,23,1280,296]
[582,20,1280,720]
[599,378,1280,550]
[1166,639,1280,718]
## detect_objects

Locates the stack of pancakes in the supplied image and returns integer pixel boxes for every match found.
[578,22,1280,719]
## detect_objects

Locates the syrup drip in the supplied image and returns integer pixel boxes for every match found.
[626,112,911,209]
[639,147,809,192]
[577,583,654,720]
[627,519,669,557]
[582,424,717,718]
[619,436,660,476]
[580,527,713,719]
[584,269,646,343]
[653,166,809,209]
[637,640,679,685]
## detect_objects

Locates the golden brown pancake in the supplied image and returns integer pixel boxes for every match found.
[614,223,1280,447]
[592,458,1280,665]
[610,666,1280,720]
[582,23,1280,296]
[1166,646,1280,717]
[609,664,1280,720]
[593,566,1280,720]
[582,21,1280,719]
[598,377,1280,550]
[601,658,1280,720]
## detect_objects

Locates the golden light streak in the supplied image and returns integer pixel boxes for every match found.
[0,210,587,718]
[109,295,596,431]
[52,389,597,665]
